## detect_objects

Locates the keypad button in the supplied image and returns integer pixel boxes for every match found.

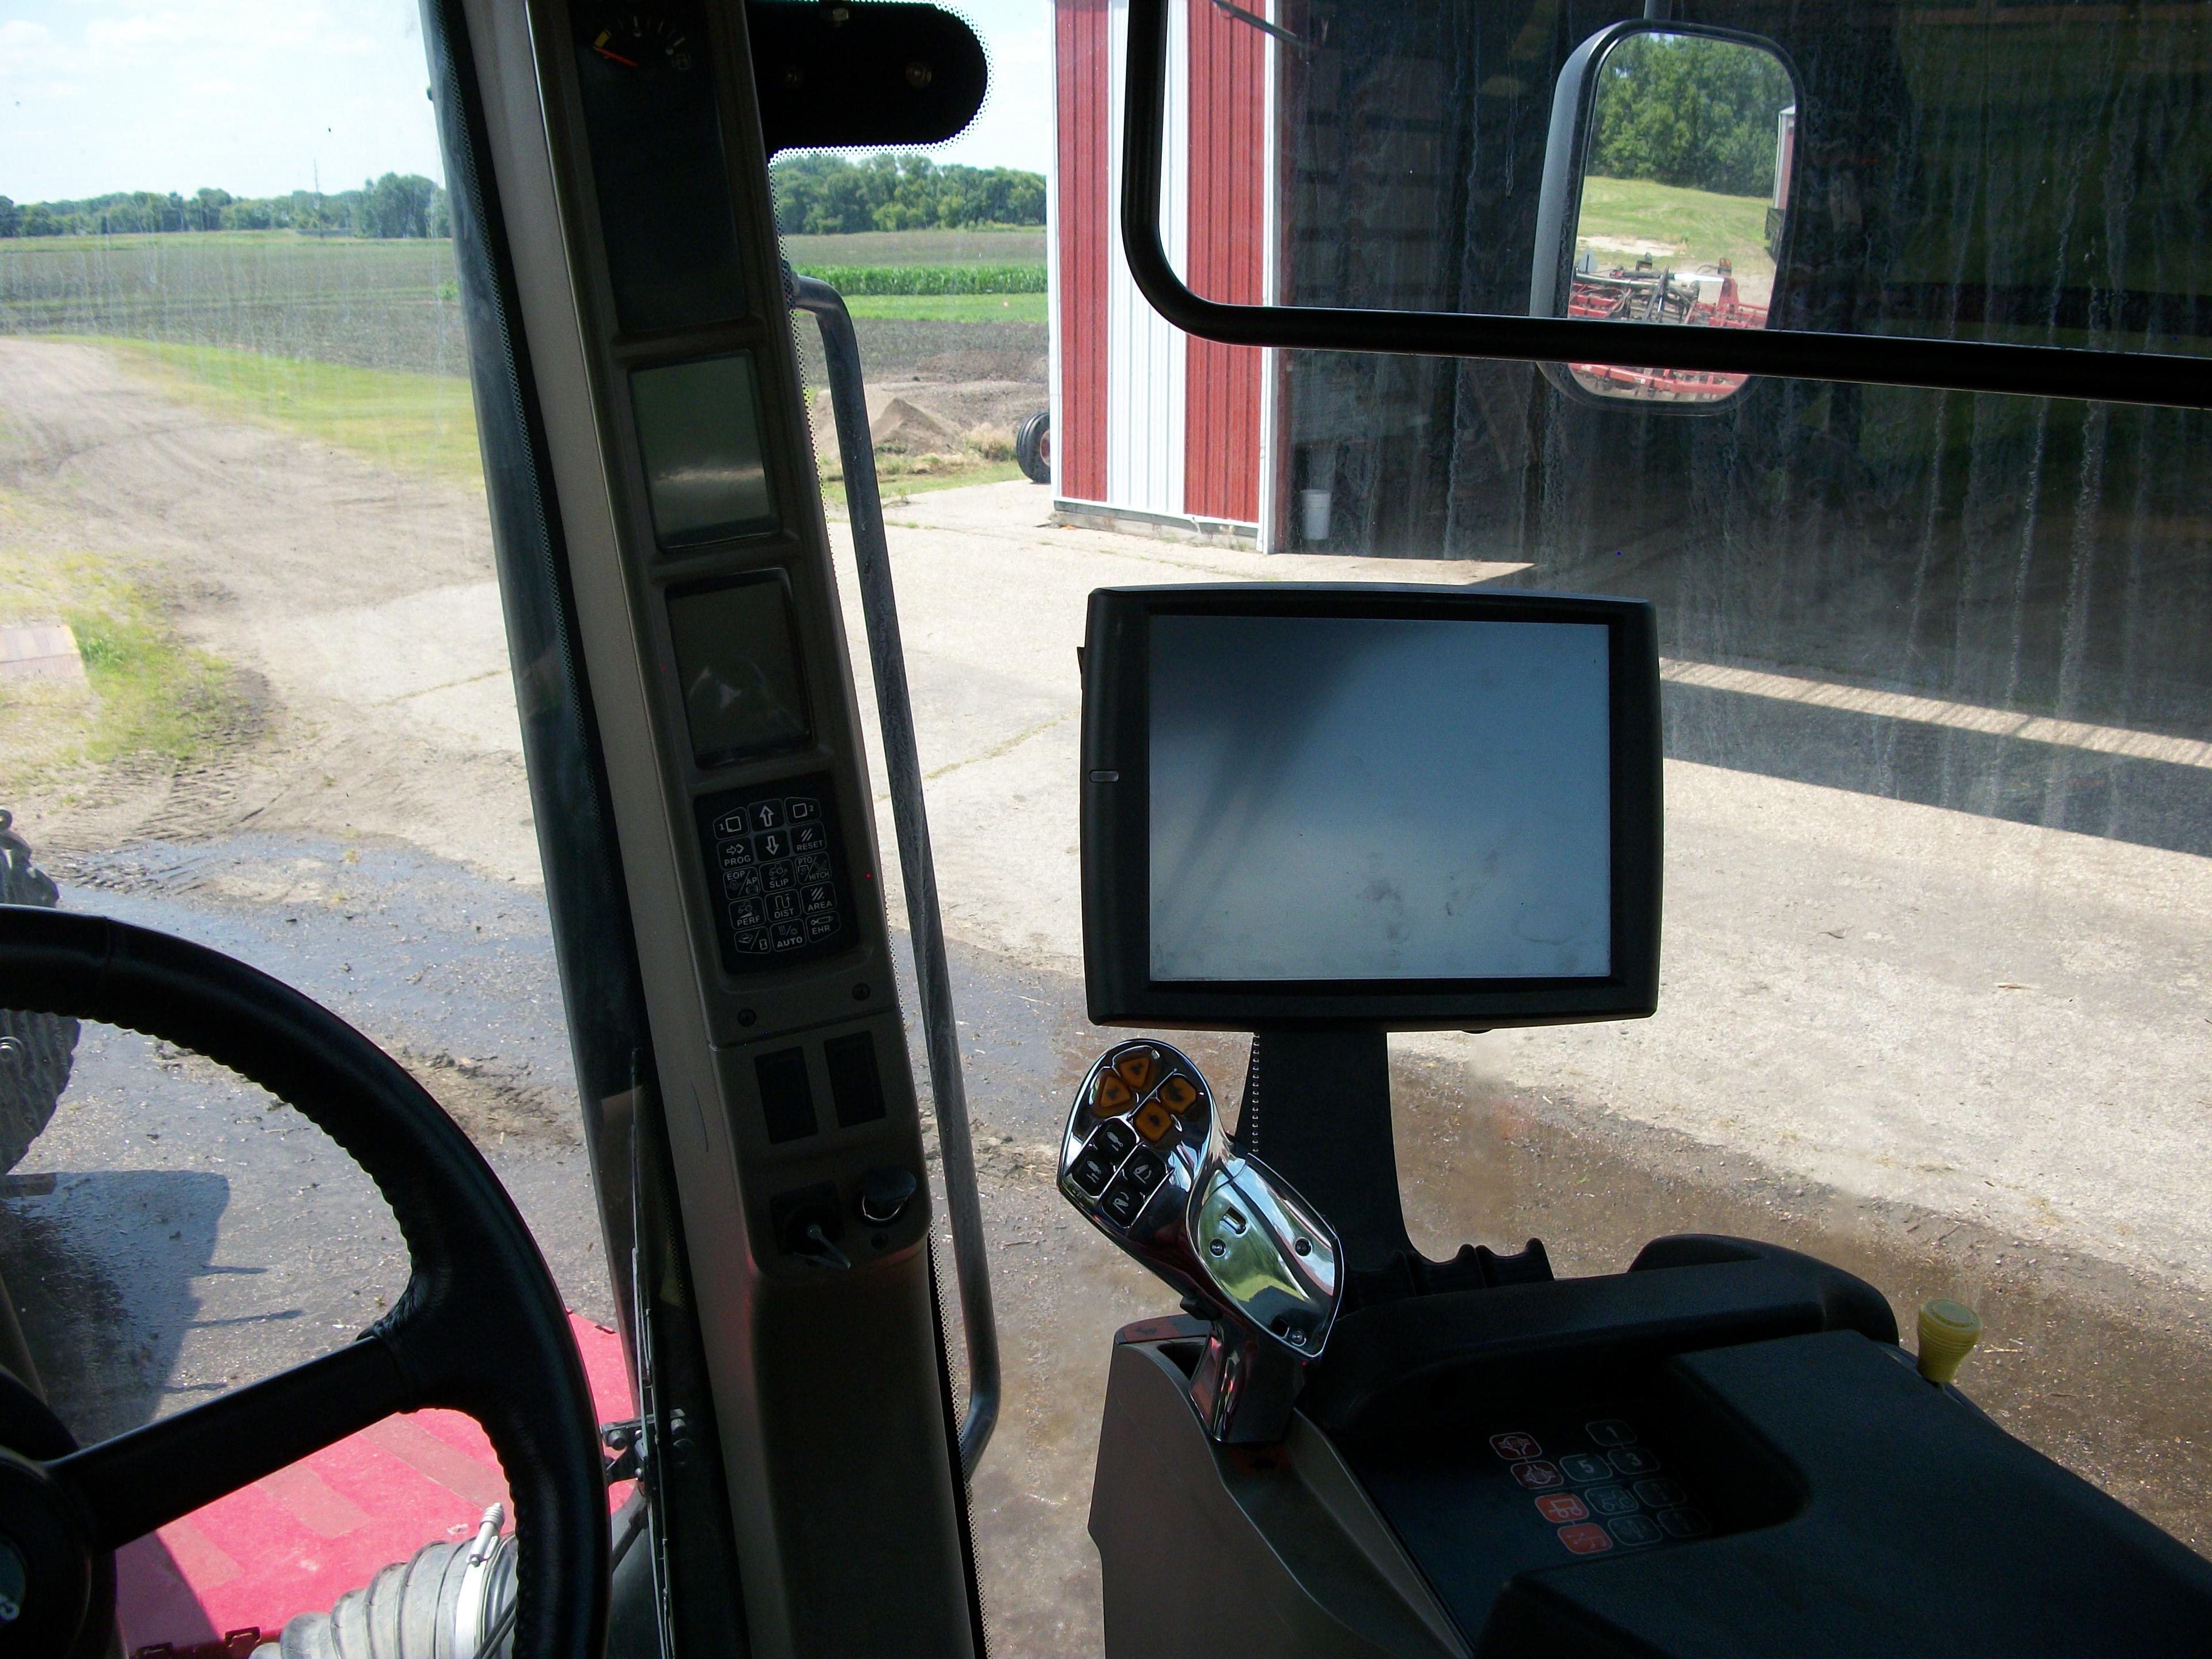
[1535,1493,1588,1524]
[1490,1433,1543,1462]
[749,800,786,831]
[1510,1461,1563,1491]
[1559,1453,1612,1484]
[769,891,800,923]
[1556,1523,1613,1555]
[1586,1419,1638,1447]
[771,921,806,951]
[805,912,838,940]
[1157,1075,1199,1115]
[1122,1147,1166,1193]
[719,839,755,869]
[1100,1177,1146,1228]
[1069,1149,1116,1197]
[1608,1446,1661,1478]
[1114,1050,1156,1091]
[1634,1478,1688,1510]
[756,828,790,861]
[1608,1514,1664,1547]
[802,882,836,915]
[724,868,763,898]
[796,854,833,882]
[1133,1101,1175,1143]
[730,898,766,930]
[763,861,796,891]
[1656,1505,1711,1539]
[734,929,771,955]
[1093,1073,1135,1116]
[787,797,821,821]
[793,823,828,854]
[1090,1120,1137,1165]
[1583,1484,1638,1517]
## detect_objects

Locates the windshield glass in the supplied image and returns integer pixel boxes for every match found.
[870,0,2212,1638]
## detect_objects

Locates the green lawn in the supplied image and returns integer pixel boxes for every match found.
[0,495,248,798]
[843,293,1048,323]
[92,338,485,487]
[1576,176,1774,282]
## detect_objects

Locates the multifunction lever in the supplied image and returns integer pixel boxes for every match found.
[1059,1039,1343,1442]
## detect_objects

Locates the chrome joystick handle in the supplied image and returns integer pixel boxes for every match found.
[1058,1039,1223,1310]
[1059,1040,1346,1443]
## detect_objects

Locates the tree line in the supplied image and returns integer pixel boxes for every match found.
[771,153,1044,236]
[1589,34,1794,199]
[0,174,450,239]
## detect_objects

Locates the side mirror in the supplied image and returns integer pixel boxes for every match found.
[1530,22,1800,408]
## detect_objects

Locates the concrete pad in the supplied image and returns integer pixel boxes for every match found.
[0,623,86,684]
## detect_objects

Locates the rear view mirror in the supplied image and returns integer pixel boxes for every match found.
[1530,22,1800,408]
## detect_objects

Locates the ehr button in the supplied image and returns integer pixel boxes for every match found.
[695,772,859,974]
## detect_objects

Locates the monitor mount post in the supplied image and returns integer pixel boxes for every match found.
[1233,1029,1414,1277]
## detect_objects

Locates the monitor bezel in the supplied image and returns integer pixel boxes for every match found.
[1081,585,1662,1031]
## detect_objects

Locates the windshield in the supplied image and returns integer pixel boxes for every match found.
[4,1,2209,1656]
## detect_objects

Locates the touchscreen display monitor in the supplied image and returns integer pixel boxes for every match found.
[668,573,811,767]
[1147,615,1612,983]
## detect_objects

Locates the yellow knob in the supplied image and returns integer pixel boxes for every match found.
[1916,1298,1983,1385]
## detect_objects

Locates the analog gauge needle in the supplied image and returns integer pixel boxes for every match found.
[592,31,641,66]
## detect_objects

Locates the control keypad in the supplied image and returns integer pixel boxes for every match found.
[696,772,859,973]
[1058,1040,1214,1240]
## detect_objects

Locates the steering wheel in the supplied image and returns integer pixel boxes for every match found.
[0,906,609,1659]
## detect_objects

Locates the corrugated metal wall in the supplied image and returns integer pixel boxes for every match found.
[1105,0,1188,514]
[1054,0,1267,527]
[1183,0,1267,524]
[1053,0,1111,502]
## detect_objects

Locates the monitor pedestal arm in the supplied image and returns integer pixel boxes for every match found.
[1233,1031,1413,1275]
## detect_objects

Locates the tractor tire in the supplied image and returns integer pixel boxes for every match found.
[1015,410,1052,485]
[0,811,78,1174]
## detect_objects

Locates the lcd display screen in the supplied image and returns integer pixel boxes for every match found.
[668,574,810,767]
[1147,615,1612,982]
[632,353,777,546]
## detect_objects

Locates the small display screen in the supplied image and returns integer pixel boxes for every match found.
[1147,615,1612,982]
[668,575,810,767]
[632,353,777,547]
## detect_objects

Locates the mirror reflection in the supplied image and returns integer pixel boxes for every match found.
[1566,30,1794,402]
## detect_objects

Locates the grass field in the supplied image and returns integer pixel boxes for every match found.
[95,339,484,486]
[778,228,1046,267]
[0,490,248,797]
[843,293,1047,323]
[1576,176,1775,283]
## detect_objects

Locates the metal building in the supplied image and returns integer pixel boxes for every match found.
[1051,0,1280,546]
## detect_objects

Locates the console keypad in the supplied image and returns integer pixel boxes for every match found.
[695,774,859,973]
[1481,1417,1713,1556]
[1065,1042,1209,1236]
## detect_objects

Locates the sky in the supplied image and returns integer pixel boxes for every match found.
[0,0,1051,203]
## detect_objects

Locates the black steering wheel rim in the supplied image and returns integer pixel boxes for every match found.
[0,904,608,1659]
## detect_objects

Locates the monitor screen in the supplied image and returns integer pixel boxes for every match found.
[1146,615,1613,983]
[667,573,812,767]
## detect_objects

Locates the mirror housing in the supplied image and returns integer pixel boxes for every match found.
[1530,21,1801,410]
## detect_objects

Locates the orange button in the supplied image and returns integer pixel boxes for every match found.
[1115,1050,1156,1092]
[1093,1073,1135,1116]
[1134,1100,1175,1143]
[1157,1075,1198,1115]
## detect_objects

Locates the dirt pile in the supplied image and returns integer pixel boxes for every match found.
[810,378,1048,457]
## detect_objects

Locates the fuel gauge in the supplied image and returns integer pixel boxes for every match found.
[587,10,696,73]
